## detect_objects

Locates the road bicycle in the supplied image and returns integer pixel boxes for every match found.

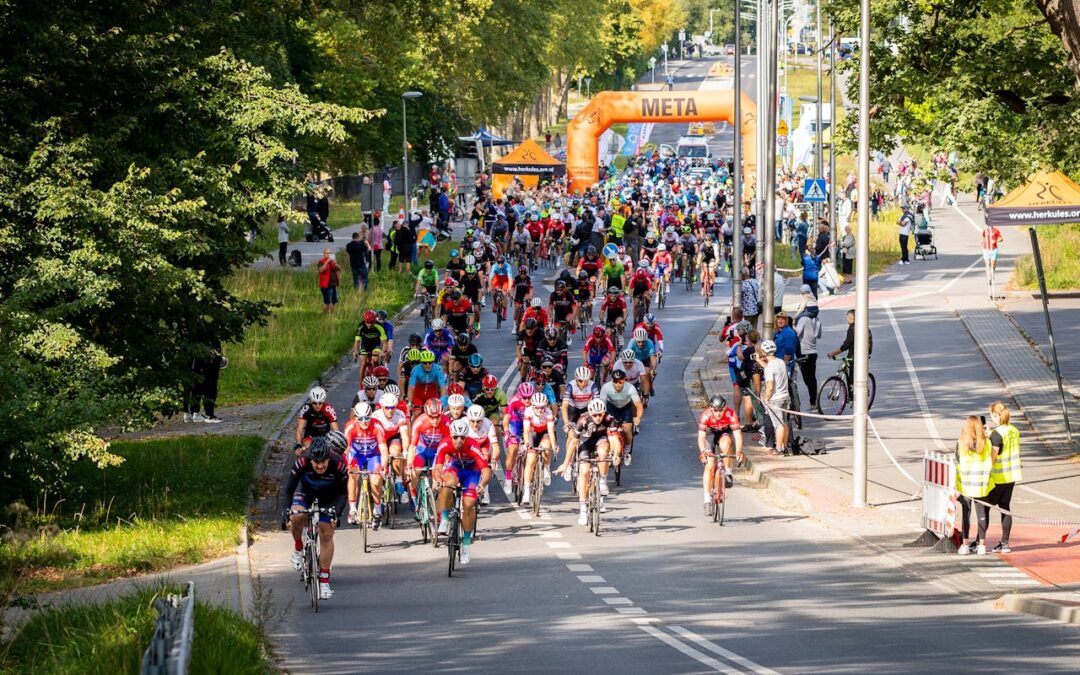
[682,253,696,291]
[576,298,594,333]
[613,424,637,487]
[380,466,397,530]
[416,291,433,332]
[632,293,650,326]
[788,361,804,431]
[703,450,738,526]
[354,469,376,554]
[287,500,334,612]
[655,275,669,309]
[445,485,464,577]
[576,460,604,536]
[816,356,876,416]
[528,445,545,517]
[493,288,507,330]
[414,467,438,547]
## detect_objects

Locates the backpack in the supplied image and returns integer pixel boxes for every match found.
[288,249,302,267]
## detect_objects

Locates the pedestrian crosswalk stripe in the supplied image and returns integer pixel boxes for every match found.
[924,272,945,280]
[886,274,909,281]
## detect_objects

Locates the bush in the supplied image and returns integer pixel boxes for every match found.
[1012,224,1080,290]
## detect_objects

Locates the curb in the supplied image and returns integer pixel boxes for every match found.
[1000,592,1080,625]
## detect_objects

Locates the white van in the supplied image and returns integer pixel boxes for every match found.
[676,136,710,162]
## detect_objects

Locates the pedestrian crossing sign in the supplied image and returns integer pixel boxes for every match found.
[803,178,828,203]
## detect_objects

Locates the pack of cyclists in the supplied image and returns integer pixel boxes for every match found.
[283,151,760,598]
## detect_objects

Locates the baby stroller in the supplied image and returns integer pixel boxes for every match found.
[913,222,936,260]
[304,212,334,243]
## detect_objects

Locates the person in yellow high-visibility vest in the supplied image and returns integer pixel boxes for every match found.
[986,401,1022,553]
[955,416,995,556]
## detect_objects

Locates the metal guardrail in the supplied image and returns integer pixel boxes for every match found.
[140,581,195,675]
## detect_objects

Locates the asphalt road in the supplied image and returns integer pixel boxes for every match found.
[249,60,1080,673]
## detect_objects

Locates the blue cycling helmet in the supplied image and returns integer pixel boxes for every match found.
[468,353,484,368]
[450,248,460,257]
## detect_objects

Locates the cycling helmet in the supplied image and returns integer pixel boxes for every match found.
[633,328,648,341]
[464,255,475,266]
[575,366,593,381]
[419,350,436,363]
[531,297,543,308]
[587,245,597,255]
[555,280,566,290]
[760,339,777,355]
[450,248,460,257]
[384,383,401,396]
[307,437,330,462]
[578,270,589,279]
[518,265,529,274]
[735,320,752,336]
[482,374,499,389]
[709,394,727,410]
[309,386,327,403]
[530,393,549,407]
[424,260,434,269]
[444,278,457,287]
[448,394,466,409]
[325,430,348,453]
[379,393,398,408]
[375,310,388,322]
[517,382,536,398]
[353,402,373,419]
[465,265,477,274]
[617,245,626,254]
[450,418,470,437]
[592,326,605,338]
[373,365,389,378]
[621,348,636,361]
[611,369,626,381]
[457,331,470,346]
[407,348,422,361]
[468,353,483,368]
[431,318,445,330]
[607,286,620,296]
[644,313,656,325]
[362,376,379,389]
[424,399,443,416]
[524,317,538,330]
[448,382,465,395]
[637,260,649,270]
[657,243,667,251]
[544,327,559,339]
[409,333,422,346]
[587,398,607,414]
[467,405,486,421]
[449,289,462,301]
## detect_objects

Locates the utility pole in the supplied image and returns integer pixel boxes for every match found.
[815,0,824,225]
[828,19,838,246]
[754,0,766,319]
[852,0,871,507]
[733,0,743,308]
[762,0,779,338]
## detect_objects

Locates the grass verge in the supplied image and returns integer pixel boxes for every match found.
[1012,224,1080,290]
[220,246,450,406]
[0,585,273,675]
[1,436,262,595]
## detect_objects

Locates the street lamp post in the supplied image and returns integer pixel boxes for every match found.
[401,91,423,214]
[733,0,743,308]
[661,44,669,75]
[815,0,824,225]
[649,57,657,84]
[852,0,872,507]
[762,0,780,339]
[828,19,838,241]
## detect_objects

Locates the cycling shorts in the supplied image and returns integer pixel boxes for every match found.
[566,405,588,425]
[291,490,336,523]
[606,402,634,423]
[412,445,438,469]
[410,382,440,407]
[576,435,613,461]
[729,366,739,384]
[443,464,482,501]
[492,275,510,291]
[526,430,551,449]
[586,352,609,367]
[347,451,382,473]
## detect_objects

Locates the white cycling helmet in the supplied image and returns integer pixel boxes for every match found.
[530,392,549,407]
[353,402,373,418]
[384,383,401,396]
[450,418,470,437]
[657,243,667,251]
[587,398,607,414]
[466,404,486,421]
[464,254,476,265]
[760,339,777,356]
[531,297,543,308]
[431,318,445,330]
[575,365,593,381]
[621,348,636,361]
[309,386,327,403]
[362,375,379,388]
[448,394,466,408]
[379,392,398,408]
[633,328,648,341]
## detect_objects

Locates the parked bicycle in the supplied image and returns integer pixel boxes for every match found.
[816,356,876,416]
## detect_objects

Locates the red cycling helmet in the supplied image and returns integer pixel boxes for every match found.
[482,374,499,389]
[363,310,376,323]
[448,382,465,395]
[424,399,443,417]
[592,326,605,339]
[373,365,389,378]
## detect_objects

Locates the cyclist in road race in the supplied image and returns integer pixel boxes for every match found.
[511,265,533,330]
[601,246,626,291]
[576,245,602,289]
[407,398,451,508]
[555,398,622,525]
[448,331,478,380]
[398,345,423,400]
[562,366,599,453]
[459,353,488,399]
[582,325,616,381]
[516,317,543,380]
[697,234,719,296]
[472,374,507,424]
[465,404,501,505]
[634,313,665,361]
[352,310,388,382]
[502,381,535,484]
[295,386,339,453]
[627,329,658,393]
[697,395,745,512]
[440,288,473,338]
[343,402,389,528]
[573,269,594,320]
[407,349,448,411]
[423,318,456,369]
[612,348,650,401]
[459,265,485,334]
[373,392,410,503]
[371,364,395,391]
[282,436,348,599]
[539,360,566,401]
[489,255,513,317]
[511,221,532,267]
[600,287,627,343]
[445,248,466,283]
[640,230,660,262]
[521,296,549,331]
[599,369,643,464]
[521,392,558,506]
[546,214,566,264]
[548,280,578,341]
[536,326,569,372]
[628,261,653,317]
[434,419,491,565]
[351,375,382,408]
[415,260,439,304]
[653,243,674,288]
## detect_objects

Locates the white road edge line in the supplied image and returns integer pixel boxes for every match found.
[882,304,946,450]
[637,626,742,675]
[670,626,782,675]
[951,202,984,233]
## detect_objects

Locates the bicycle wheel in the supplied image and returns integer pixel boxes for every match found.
[867,373,877,411]
[495,297,503,330]
[816,376,848,416]
[360,493,370,554]
[591,479,601,537]
[531,462,543,517]
[716,472,726,526]
[613,455,622,487]
[309,532,321,611]
[447,514,459,578]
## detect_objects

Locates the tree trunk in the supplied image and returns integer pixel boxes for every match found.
[1036,0,1080,90]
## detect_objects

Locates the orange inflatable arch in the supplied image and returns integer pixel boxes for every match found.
[566,90,757,194]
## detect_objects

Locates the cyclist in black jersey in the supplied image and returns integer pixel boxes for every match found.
[281,438,347,600]
[295,386,339,451]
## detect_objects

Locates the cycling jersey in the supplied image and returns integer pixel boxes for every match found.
[460,274,483,301]
[563,380,600,410]
[435,437,488,498]
[423,328,455,359]
[512,229,531,247]
[583,336,615,365]
[411,414,450,467]
[442,298,473,333]
[679,234,698,255]
[299,404,338,438]
[473,389,508,419]
[466,419,500,459]
[628,337,656,363]
[446,258,466,281]
[283,453,349,519]
[408,363,447,405]
[490,262,513,279]
[602,261,625,286]
[600,381,640,408]
[653,252,673,274]
[355,322,387,353]
[512,274,533,303]
[524,405,555,435]
[699,407,739,433]
[548,291,577,322]
[578,255,601,277]
[417,268,439,291]
[521,306,549,328]
[517,328,542,359]
[613,358,646,385]
[536,337,568,369]
[505,395,528,439]
[460,366,488,398]
[344,419,387,471]
[601,296,627,322]
[449,343,479,365]
[526,220,546,241]
[629,270,652,297]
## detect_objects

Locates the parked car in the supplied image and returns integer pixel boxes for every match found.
[703,43,724,56]
[724,44,735,55]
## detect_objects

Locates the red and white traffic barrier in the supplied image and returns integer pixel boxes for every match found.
[922,450,957,538]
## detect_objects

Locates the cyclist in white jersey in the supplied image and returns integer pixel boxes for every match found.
[562,366,600,458]
[465,405,501,505]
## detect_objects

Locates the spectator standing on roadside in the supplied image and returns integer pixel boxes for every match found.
[554,132,562,149]
[880,157,892,184]
[772,269,785,315]
[740,268,761,329]
[393,213,416,274]
[839,224,855,285]
[316,189,331,229]
[955,415,994,556]
[184,340,226,423]
[346,232,370,291]
[794,300,821,407]
[369,214,384,272]
[317,247,340,314]
[794,213,809,258]
[897,205,914,265]
[382,172,392,218]
[801,245,824,299]
[814,220,831,259]
[773,312,798,375]
[981,222,1003,276]
[757,339,790,455]
[277,215,290,266]
[987,401,1022,553]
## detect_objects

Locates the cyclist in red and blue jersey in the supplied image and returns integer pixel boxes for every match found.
[423,318,456,368]
[582,326,616,381]
[697,395,744,511]
[344,402,389,527]
[407,349,447,411]
[434,419,491,565]
[501,381,535,483]
[407,399,451,511]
